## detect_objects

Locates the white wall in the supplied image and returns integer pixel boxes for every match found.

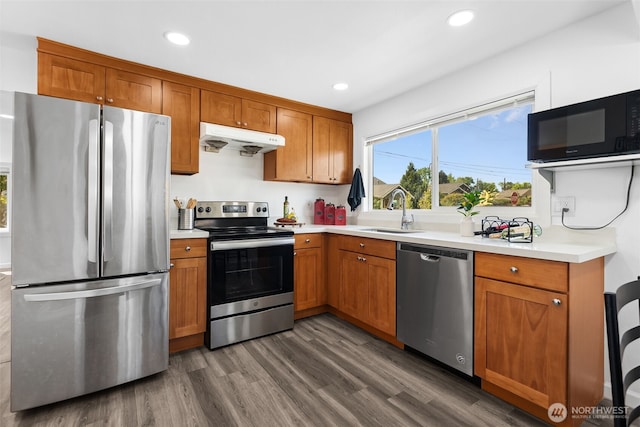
[353,2,640,403]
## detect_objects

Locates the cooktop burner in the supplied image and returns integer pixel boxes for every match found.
[199,225,293,240]
[194,201,294,240]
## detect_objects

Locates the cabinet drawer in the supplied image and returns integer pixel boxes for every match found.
[340,236,396,260]
[170,238,207,259]
[475,252,568,293]
[294,233,323,249]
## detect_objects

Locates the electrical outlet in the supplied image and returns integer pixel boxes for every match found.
[552,196,575,217]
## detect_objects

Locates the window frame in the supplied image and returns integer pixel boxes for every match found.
[364,92,536,220]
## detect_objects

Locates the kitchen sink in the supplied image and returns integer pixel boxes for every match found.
[362,228,424,234]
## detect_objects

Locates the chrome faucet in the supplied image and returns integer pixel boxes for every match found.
[387,188,414,230]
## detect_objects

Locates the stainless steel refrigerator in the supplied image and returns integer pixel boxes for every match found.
[9,92,171,412]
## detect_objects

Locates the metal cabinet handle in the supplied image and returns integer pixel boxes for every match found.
[552,298,562,306]
[362,257,367,262]
[305,239,311,243]
[243,122,248,127]
[96,96,103,101]
[185,246,191,252]
[236,121,241,126]
[107,98,114,103]
[170,263,175,268]
[510,266,518,273]
[359,243,365,248]
[294,252,297,256]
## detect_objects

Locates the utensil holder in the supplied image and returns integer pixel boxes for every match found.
[178,208,194,230]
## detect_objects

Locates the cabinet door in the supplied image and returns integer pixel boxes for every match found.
[105,68,162,113]
[38,53,105,103]
[329,119,353,184]
[264,108,313,181]
[339,251,368,322]
[163,82,200,175]
[365,255,396,335]
[294,247,323,311]
[475,277,567,409]
[200,90,242,127]
[313,117,353,184]
[169,257,207,339]
[242,99,276,133]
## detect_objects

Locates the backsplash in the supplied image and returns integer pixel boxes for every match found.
[170,147,352,226]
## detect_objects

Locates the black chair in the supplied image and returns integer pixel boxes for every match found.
[605,280,640,427]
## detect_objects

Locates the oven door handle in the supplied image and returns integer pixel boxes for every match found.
[210,237,295,251]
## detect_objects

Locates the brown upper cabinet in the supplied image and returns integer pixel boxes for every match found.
[200,90,276,133]
[264,108,314,182]
[264,109,353,184]
[38,53,162,114]
[162,82,200,175]
[36,37,352,178]
[313,117,353,184]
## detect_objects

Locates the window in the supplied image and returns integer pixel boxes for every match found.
[369,93,534,211]
[0,164,8,231]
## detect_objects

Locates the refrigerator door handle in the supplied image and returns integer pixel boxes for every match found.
[103,120,114,262]
[22,278,162,302]
[87,119,100,264]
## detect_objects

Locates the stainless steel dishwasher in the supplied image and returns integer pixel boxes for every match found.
[397,242,474,376]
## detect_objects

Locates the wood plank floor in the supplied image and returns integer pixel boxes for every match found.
[0,272,608,426]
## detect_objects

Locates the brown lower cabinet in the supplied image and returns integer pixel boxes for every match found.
[474,252,604,427]
[338,236,396,337]
[169,238,207,353]
[293,234,325,317]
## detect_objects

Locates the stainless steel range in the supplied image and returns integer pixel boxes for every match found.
[195,201,294,349]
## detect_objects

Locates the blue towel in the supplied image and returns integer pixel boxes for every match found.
[347,168,365,211]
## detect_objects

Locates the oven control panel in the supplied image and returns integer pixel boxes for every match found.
[195,201,269,218]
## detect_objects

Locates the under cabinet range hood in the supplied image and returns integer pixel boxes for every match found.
[199,122,285,156]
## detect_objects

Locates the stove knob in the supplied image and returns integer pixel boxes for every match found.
[262,207,268,212]
[256,207,261,213]
[205,207,211,213]
[197,207,204,213]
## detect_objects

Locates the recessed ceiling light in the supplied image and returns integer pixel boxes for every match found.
[447,10,474,27]
[333,82,349,91]
[164,31,190,46]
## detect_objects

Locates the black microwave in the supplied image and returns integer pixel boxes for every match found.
[528,89,640,162]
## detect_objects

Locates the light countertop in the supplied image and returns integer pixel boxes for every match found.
[170,228,209,239]
[171,224,616,263]
[289,225,616,264]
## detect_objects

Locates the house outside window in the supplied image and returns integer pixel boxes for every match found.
[369,92,534,211]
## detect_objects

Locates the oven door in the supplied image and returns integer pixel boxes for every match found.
[209,237,294,306]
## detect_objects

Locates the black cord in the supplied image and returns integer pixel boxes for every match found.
[561,164,634,230]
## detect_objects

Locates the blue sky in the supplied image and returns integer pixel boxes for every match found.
[373,104,533,187]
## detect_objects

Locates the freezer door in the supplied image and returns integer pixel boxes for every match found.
[12,93,101,286]
[10,273,169,411]
[101,106,170,277]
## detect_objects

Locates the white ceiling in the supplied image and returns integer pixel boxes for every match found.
[0,0,634,113]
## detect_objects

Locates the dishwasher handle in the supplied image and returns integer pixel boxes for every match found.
[399,242,471,261]
[420,253,440,262]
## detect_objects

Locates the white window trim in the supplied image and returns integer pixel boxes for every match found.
[361,91,547,226]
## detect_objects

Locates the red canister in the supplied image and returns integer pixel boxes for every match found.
[335,205,346,226]
[313,198,325,224]
[324,203,335,225]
